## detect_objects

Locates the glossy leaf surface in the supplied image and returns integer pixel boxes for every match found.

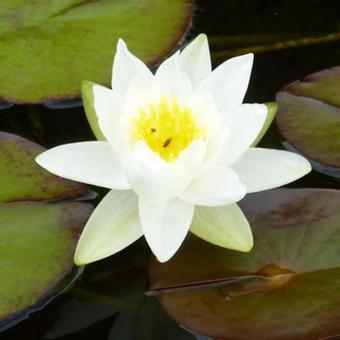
[0,132,88,202]
[0,0,192,103]
[276,67,340,177]
[0,202,92,328]
[0,131,92,328]
[150,189,340,340]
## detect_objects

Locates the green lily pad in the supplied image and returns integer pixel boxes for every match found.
[0,131,93,329]
[149,189,340,340]
[0,132,88,202]
[0,201,93,330]
[276,67,340,178]
[0,0,193,104]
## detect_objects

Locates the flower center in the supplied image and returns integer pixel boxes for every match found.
[132,96,206,162]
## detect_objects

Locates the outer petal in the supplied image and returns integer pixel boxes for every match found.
[180,166,246,207]
[198,53,253,110]
[153,51,192,99]
[112,39,153,97]
[190,203,253,252]
[123,142,192,201]
[218,103,267,166]
[36,142,130,190]
[139,197,194,262]
[232,147,312,193]
[74,190,142,265]
[81,81,106,141]
[180,34,212,88]
[93,84,127,156]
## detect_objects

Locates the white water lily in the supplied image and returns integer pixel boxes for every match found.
[36,34,311,264]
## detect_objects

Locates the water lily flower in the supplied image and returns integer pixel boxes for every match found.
[36,34,311,264]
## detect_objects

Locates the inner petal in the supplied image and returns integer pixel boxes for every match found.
[131,95,206,162]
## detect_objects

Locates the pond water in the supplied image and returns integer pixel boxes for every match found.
[1,0,340,339]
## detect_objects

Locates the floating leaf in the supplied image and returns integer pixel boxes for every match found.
[0,0,192,104]
[150,189,340,340]
[0,201,93,330]
[0,131,92,329]
[276,67,340,178]
[0,132,88,202]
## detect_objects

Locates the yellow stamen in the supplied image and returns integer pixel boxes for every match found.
[132,96,206,162]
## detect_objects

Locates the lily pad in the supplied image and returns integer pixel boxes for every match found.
[0,132,88,202]
[150,189,340,339]
[276,67,340,178]
[0,0,193,104]
[0,201,93,330]
[0,131,93,329]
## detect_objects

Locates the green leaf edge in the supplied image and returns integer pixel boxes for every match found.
[252,102,278,146]
[190,204,254,253]
[82,81,106,141]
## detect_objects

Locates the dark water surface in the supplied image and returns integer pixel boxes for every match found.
[1,0,340,339]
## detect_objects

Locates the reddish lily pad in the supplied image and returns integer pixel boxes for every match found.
[0,132,88,202]
[0,0,193,104]
[150,189,340,340]
[276,67,340,178]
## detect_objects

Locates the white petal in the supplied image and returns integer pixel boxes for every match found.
[153,52,192,99]
[232,147,312,193]
[180,166,246,206]
[191,203,253,252]
[186,92,223,169]
[93,84,126,156]
[176,140,207,178]
[123,142,192,201]
[124,76,153,117]
[218,103,267,166]
[198,53,253,110]
[112,39,153,97]
[74,190,142,265]
[180,34,212,88]
[36,142,130,190]
[139,197,194,262]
